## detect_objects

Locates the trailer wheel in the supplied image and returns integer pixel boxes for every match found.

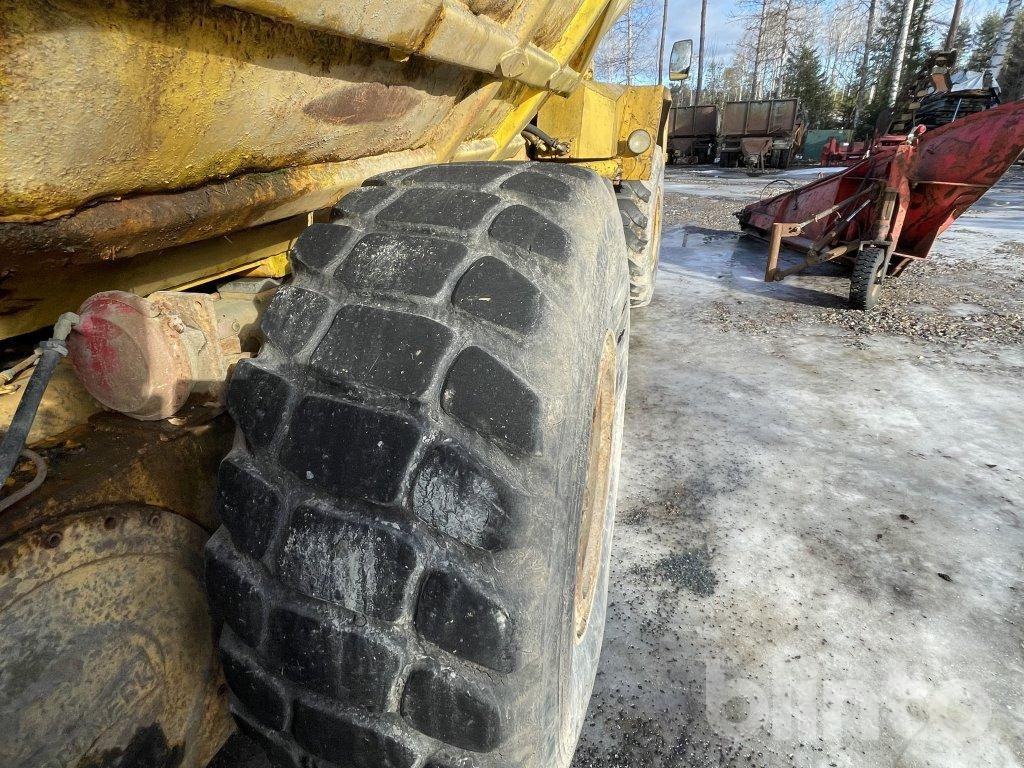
[618,146,665,307]
[206,161,630,768]
[849,246,886,310]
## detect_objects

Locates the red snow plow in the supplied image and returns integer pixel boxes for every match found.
[737,100,1024,309]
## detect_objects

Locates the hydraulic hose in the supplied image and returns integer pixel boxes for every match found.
[0,312,79,493]
[521,124,569,155]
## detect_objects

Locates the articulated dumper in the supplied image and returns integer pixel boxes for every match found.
[0,3,687,767]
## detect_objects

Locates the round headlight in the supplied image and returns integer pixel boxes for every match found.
[627,129,652,155]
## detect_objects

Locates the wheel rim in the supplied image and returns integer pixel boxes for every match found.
[0,506,230,768]
[574,331,617,641]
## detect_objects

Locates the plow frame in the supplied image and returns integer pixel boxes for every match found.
[738,101,1024,306]
[758,136,917,283]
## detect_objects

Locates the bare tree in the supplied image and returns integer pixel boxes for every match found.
[658,0,669,82]
[990,0,1023,79]
[888,0,918,105]
[696,0,709,102]
[751,0,772,96]
[853,0,878,129]
[593,0,662,84]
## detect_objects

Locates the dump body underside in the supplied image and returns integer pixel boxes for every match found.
[0,0,656,339]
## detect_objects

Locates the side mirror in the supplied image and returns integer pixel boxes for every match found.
[669,39,693,81]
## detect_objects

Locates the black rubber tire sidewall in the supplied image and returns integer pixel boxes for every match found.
[849,246,886,310]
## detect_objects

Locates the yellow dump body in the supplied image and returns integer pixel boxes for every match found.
[0,0,666,339]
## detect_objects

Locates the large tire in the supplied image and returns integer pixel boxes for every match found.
[617,146,665,307]
[205,161,630,768]
[849,245,886,310]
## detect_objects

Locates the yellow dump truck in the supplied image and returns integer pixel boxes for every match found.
[0,4,688,766]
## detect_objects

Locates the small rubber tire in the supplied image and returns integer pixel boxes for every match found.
[849,246,886,310]
[205,161,630,768]
[617,146,665,308]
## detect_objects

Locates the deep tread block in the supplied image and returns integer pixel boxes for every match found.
[292,224,357,273]
[442,347,540,456]
[265,606,400,710]
[617,197,648,229]
[416,571,514,673]
[401,667,502,753]
[215,455,282,560]
[277,503,418,620]
[292,699,418,768]
[499,170,572,202]
[452,257,541,334]
[379,188,501,231]
[210,160,630,768]
[234,716,303,768]
[339,233,467,298]
[488,205,570,261]
[622,222,646,253]
[227,361,292,449]
[205,532,267,648]
[618,147,664,307]
[334,186,397,217]
[621,178,651,203]
[262,287,331,354]
[311,306,453,397]
[280,396,421,504]
[411,442,513,550]
[221,631,290,731]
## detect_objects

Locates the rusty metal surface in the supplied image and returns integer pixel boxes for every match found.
[0,0,624,224]
[737,101,1024,269]
[0,0,639,340]
[0,410,233,541]
[669,105,719,139]
[0,386,234,767]
[0,504,230,768]
[218,0,584,91]
[66,285,272,421]
[0,411,233,764]
[0,215,304,343]
[69,292,197,421]
[1,2,469,223]
[721,98,800,137]
[0,148,437,264]
[0,362,101,446]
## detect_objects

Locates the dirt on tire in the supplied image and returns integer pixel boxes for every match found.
[206,161,631,768]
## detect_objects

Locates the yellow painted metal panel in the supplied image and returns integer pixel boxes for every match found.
[617,85,673,181]
[0,216,306,341]
[0,2,471,222]
[0,0,667,339]
[537,80,621,159]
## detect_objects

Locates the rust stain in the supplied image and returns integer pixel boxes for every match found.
[0,166,332,264]
[303,83,422,125]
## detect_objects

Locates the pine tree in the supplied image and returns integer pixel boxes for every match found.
[906,0,935,67]
[967,12,1003,70]
[783,44,835,125]
[865,0,905,112]
[855,0,938,136]
[997,11,1024,99]
[953,20,972,54]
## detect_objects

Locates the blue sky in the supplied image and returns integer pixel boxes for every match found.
[661,0,1012,72]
